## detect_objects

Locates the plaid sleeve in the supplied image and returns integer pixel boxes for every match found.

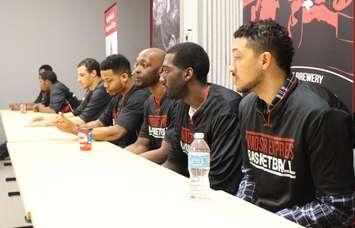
[276,192,355,227]
[236,165,256,203]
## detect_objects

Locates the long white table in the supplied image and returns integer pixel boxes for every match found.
[0,110,77,142]
[2,110,302,227]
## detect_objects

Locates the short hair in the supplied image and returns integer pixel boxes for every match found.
[167,42,210,84]
[38,64,53,72]
[233,19,294,75]
[77,58,101,76]
[39,70,57,83]
[100,54,131,76]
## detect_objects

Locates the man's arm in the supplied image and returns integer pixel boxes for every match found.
[207,113,243,194]
[126,137,150,154]
[68,116,85,126]
[126,99,151,154]
[56,116,103,135]
[276,192,355,226]
[9,103,37,111]
[91,124,127,141]
[84,120,104,128]
[33,103,56,113]
[277,109,355,227]
[162,153,189,177]
[236,165,257,203]
[140,140,171,164]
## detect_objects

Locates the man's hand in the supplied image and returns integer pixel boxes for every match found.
[9,103,20,111]
[31,116,45,122]
[32,104,40,112]
[55,113,79,135]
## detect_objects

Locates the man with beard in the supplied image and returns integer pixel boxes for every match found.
[56,54,150,147]
[231,20,354,227]
[126,48,176,164]
[159,42,243,194]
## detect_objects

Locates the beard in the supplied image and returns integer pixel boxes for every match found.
[235,71,263,93]
[166,80,187,99]
[136,73,160,89]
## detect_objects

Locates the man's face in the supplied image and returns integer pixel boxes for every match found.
[101,69,125,96]
[38,69,47,91]
[133,51,161,88]
[39,76,49,91]
[230,37,263,93]
[160,53,187,99]
[77,65,95,89]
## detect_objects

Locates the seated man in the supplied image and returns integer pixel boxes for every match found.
[33,70,80,113]
[32,58,111,126]
[126,48,175,164]
[232,20,354,227]
[159,42,243,194]
[9,64,52,110]
[67,58,112,124]
[56,54,150,147]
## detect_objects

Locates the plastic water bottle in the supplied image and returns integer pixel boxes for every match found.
[188,132,210,199]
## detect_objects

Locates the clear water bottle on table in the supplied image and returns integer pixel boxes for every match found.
[188,132,210,200]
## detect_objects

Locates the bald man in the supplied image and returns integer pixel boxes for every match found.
[126,48,176,164]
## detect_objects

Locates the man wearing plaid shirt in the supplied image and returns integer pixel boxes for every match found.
[230,19,354,227]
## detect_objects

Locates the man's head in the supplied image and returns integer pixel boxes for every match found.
[38,64,53,74]
[133,48,165,88]
[230,19,294,93]
[160,42,210,99]
[100,54,131,96]
[77,58,100,89]
[39,70,57,91]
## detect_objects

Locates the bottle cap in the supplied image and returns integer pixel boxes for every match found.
[194,132,204,139]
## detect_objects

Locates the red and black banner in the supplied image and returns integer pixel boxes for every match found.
[243,0,353,112]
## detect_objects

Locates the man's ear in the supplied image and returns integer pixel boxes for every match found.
[120,72,129,83]
[91,70,98,78]
[183,67,194,82]
[260,51,272,70]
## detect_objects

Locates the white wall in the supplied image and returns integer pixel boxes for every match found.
[0,0,150,109]
[116,0,150,64]
[181,0,243,90]
[0,0,150,143]
[0,0,107,108]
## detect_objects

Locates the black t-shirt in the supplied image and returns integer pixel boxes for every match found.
[49,81,80,113]
[239,80,354,212]
[72,81,111,122]
[165,84,243,194]
[139,95,175,150]
[99,86,150,147]
[34,91,50,106]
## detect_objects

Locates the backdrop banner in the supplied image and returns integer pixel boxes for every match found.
[243,0,353,112]
[104,3,118,56]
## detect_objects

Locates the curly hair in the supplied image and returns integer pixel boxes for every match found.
[234,19,294,75]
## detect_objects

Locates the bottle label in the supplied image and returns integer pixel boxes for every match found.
[188,153,209,169]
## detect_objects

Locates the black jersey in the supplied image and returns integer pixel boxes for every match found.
[239,78,354,212]
[34,91,50,106]
[99,86,150,147]
[72,81,111,122]
[139,95,175,150]
[165,84,243,194]
[49,81,80,113]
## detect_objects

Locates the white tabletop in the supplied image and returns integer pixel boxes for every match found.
[0,110,77,142]
[1,109,302,227]
[7,140,302,228]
